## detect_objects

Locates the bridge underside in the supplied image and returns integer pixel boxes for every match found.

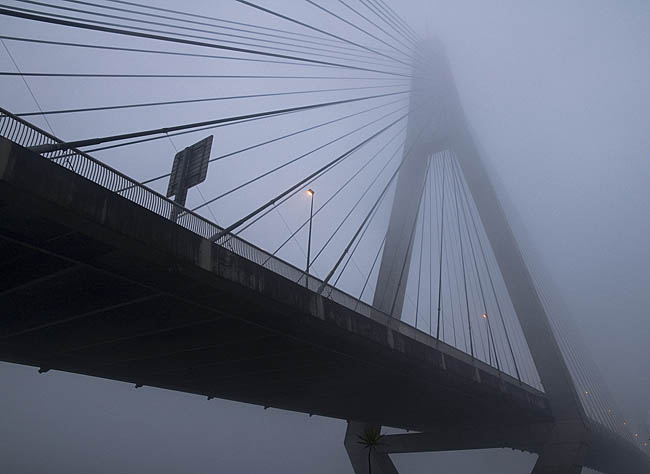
[0,139,551,433]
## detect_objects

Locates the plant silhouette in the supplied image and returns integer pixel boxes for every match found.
[357,426,385,474]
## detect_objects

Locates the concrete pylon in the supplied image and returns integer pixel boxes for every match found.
[344,422,398,474]
[371,42,444,318]
[349,38,591,473]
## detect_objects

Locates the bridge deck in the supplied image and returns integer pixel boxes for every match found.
[0,138,551,431]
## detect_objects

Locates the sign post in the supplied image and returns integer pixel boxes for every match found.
[166,135,213,222]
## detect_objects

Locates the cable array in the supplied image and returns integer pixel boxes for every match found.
[0,0,539,390]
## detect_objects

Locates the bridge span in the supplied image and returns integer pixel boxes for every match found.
[0,136,548,430]
[1,127,649,473]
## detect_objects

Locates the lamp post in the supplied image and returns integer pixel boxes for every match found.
[306,189,315,287]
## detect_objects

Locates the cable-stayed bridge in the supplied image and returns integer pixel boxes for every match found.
[0,2,648,473]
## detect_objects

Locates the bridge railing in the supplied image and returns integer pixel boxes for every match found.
[0,108,379,320]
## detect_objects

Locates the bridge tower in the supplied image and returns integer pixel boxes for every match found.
[345,40,590,474]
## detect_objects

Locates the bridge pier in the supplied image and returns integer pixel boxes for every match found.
[532,452,584,474]
[531,423,589,474]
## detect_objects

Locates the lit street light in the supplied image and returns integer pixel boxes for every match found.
[306,189,315,287]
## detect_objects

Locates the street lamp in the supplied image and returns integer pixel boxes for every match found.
[306,189,315,287]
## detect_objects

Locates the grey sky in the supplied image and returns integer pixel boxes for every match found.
[1,0,649,473]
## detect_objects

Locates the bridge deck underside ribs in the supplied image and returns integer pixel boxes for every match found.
[0,140,550,432]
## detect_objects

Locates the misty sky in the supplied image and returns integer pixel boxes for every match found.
[1,1,649,473]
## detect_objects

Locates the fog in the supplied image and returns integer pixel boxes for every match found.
[1,1,649,473]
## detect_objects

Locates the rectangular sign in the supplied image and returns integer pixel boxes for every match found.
[166,135,213,198]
